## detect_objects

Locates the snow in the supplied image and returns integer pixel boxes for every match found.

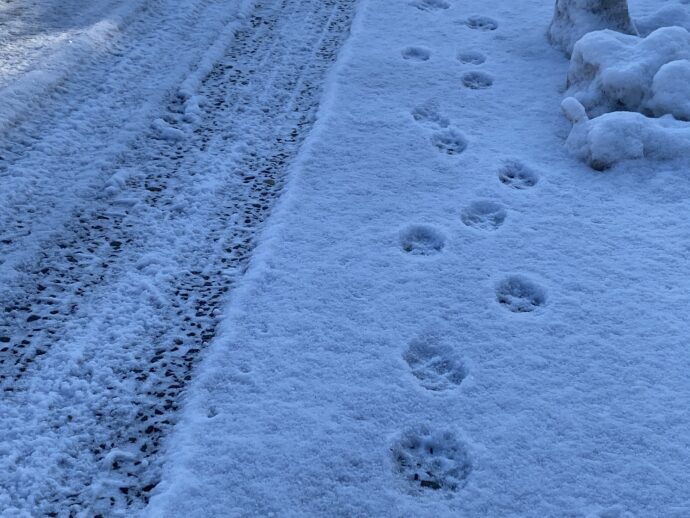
[2,0,690,515]
[561,22,690,167]
[563,96,690,169]
[0,0,357,514]
[566,26,690,117]
[648,58,690,119]
[636,3,690,35]
[146,0,690,516]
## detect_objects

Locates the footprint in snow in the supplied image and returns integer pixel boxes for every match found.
[400,225,446,256]
[401,46,431,62]
[404,338,467,391]
[411,0,450,11]
[465,15,499,31]
[391,425,472,492]
[498,160,539,189]
[457,51,486,65]
[411,101,450,129]
[461,200,506,231]
[496,275,546,313]
[462,71,493,89]
[431,128,467,155]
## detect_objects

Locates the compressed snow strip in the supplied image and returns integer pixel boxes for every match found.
[562,96,690,169]
[548,0,637,57]
[566,26,690,117]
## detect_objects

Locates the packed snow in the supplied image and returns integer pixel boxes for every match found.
[2,0,690,516]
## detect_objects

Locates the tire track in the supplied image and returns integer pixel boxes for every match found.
[0,0,356,515]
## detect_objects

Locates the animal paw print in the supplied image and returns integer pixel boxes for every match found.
[404,337,467,391]
[391,426,472,492]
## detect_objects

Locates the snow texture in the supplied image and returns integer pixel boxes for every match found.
[548,0,638,56]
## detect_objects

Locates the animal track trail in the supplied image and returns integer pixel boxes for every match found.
[410,102,468,155]
[404,338,467,391]
[496,275,547,313]
[0,0,358,515]
[400,225,446,256]
[461,200,506,231]
[498,160,539,189]
[391,426,472,492]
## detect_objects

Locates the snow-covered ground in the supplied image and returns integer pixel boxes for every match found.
[1,0,356,515]
[146,0,690,516]
[2,0,690,516]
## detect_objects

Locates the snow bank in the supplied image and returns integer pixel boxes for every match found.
[566,26,690,118]
[561,25,690,168]
[548,0,637,57]
[561,96,690,169]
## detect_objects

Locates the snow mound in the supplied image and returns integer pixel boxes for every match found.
[647,59,690,120]
[548,0,637,57]
[636,4,690,36]
[562,96,690,170]
[566,27,690,118]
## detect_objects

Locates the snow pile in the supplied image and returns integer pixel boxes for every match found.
[561,26,690,168]
[636,3,690,36]
[561,96,690,170]
[566,26,690,118]
[647,59,690,120]
[548,0,637,56]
